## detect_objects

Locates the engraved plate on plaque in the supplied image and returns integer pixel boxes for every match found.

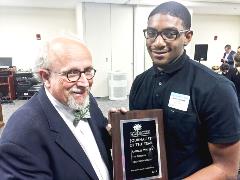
[121,118,161,179]
[109,109,168,180]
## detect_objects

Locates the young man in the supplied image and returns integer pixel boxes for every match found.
[129,1,240,179]
[0,36,112,180]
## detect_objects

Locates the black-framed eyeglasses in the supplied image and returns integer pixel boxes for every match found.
[49,67,96,82]
[143,27,189,41]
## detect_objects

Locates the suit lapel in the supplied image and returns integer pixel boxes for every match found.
[89,116,110,167]
[88,100,112,174]
[54,130,98,180]
[37,87,98,180]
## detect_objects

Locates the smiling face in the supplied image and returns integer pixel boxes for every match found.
[146,14,193,67]
[40,38,93,109]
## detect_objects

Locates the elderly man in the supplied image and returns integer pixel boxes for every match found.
[0,36,112,180]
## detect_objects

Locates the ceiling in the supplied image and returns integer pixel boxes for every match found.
[0,0,240,15]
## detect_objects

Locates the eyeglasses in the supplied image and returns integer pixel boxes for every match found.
[49,67,96,82]
[143,28,189,41]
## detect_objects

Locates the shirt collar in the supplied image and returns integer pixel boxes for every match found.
[44,87,74,122]
[152,51,187,76]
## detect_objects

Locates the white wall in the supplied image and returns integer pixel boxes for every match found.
[0,7,76,70]
[133,6,153,77]
[190,14,240,68]
[76,4,84,39]
[1,5,239,73]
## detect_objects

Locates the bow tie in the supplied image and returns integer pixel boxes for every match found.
[73,105,90,127]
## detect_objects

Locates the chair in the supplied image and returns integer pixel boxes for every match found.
[0,103,4,128]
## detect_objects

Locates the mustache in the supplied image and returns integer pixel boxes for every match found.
[70,87,90,93]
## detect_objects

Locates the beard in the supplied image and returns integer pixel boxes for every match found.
[67,88,90,111]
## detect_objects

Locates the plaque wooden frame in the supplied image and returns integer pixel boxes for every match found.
[109,109,168,180]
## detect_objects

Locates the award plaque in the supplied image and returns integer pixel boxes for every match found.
[109,109,168,180]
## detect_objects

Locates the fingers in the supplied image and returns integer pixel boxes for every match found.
[109,107,128,113]
[109,108,118,113]
[107,107,128,136]
[119,107,128,113]
[106,123,112,136]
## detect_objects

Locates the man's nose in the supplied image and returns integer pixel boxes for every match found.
[76,73,89,87]
[154,34,166,46]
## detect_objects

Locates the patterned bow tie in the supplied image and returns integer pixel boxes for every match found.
[73,104,90,127]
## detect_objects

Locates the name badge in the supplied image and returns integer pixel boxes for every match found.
[168,92,190,111]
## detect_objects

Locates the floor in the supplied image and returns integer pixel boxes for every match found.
[0,96,129,135]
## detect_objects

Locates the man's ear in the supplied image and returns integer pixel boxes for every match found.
[39,69,51,87]
[184,30,193,46]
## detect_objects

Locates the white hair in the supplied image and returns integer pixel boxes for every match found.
[33,33,87,82]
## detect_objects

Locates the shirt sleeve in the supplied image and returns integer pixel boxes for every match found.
[200,79,240,143]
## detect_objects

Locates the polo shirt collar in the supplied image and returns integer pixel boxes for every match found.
[153,51,187,75]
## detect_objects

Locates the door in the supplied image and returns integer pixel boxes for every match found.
[111,4,133,95]
[84,3,134,97]
[84,3,112,97]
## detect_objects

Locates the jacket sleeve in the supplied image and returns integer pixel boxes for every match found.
[0,141,53,180]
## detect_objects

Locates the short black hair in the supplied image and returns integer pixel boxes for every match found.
[225,44,231,49]
[148,1,191,29]
[220,63,230,71]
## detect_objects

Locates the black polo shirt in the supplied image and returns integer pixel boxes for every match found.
[129,52,240,180]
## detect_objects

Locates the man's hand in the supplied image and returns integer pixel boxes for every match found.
[106,107,128,135]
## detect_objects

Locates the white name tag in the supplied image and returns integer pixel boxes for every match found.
[168,92,190,111]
